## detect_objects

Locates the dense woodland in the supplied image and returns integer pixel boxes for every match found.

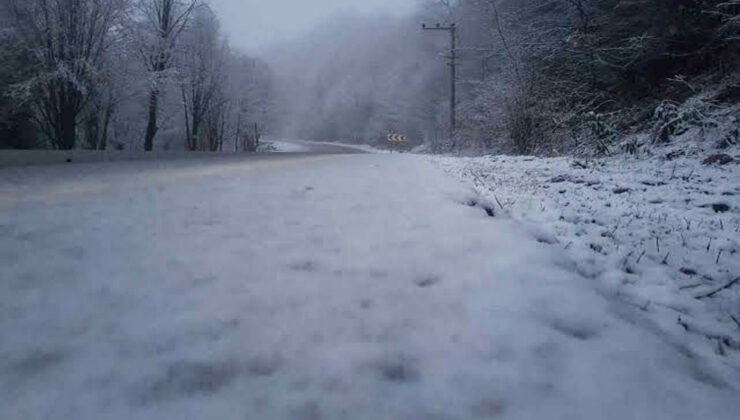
[1,0,738,155]
[0,0,273,151]
[450,0,740,154]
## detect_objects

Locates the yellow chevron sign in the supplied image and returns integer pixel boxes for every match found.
[387,133,407,143]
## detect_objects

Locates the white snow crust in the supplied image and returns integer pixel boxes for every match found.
[1,154,739,419]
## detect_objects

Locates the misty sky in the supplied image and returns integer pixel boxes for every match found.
[209,0,420,52]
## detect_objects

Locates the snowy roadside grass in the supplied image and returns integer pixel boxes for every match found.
[433,145,740,363]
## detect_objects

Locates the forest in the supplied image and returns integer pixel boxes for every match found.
[1,0,738,156]
[0,0,273,152]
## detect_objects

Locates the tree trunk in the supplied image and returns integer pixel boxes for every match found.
[100,105,114,150]
[254,123,261,149]
[144,88,159,151]
[58,102,77,150]
[235,113,242,153]
[190,114,202,151]
[84,112,99,150]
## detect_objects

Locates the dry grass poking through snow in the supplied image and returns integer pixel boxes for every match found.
[435,145,740,360]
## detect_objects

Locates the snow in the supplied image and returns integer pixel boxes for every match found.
[260,140,312,153]
[307,141,389,154]
[434,144,740,374]
[2,154,740,419]
[259,139,381,154]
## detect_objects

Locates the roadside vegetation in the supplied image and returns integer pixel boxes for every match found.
[0,0,273,152]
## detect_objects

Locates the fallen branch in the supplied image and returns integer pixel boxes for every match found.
[696,276,740,299]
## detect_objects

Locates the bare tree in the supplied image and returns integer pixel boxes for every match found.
[439,0,456,22]
[715,1,740,43]
[5,0,125,149]
[135,0,197,151]
[0,11,38,148]
[227,54,272,152]
[82,33,135,150]
[179,6,225,151]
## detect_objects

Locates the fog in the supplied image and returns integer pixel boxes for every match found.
[6,0,728,155]
[210,0,421,52]
[2,2,739,418]
[204,0,455,147]
[269,13,453,144]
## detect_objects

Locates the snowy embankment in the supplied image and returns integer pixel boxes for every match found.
[434,144,740,361]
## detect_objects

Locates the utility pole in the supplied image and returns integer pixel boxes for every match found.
[422,22,457,132]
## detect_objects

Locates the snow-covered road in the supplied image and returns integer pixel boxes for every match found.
[1,154,738,419]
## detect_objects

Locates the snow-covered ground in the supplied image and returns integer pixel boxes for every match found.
[2,154,739,419]
[260,140,313,153]
[434,145,740,369]
[305,141,390,154]
[259,139,378,154]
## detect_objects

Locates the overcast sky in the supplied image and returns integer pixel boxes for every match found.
[209,0,420,52]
